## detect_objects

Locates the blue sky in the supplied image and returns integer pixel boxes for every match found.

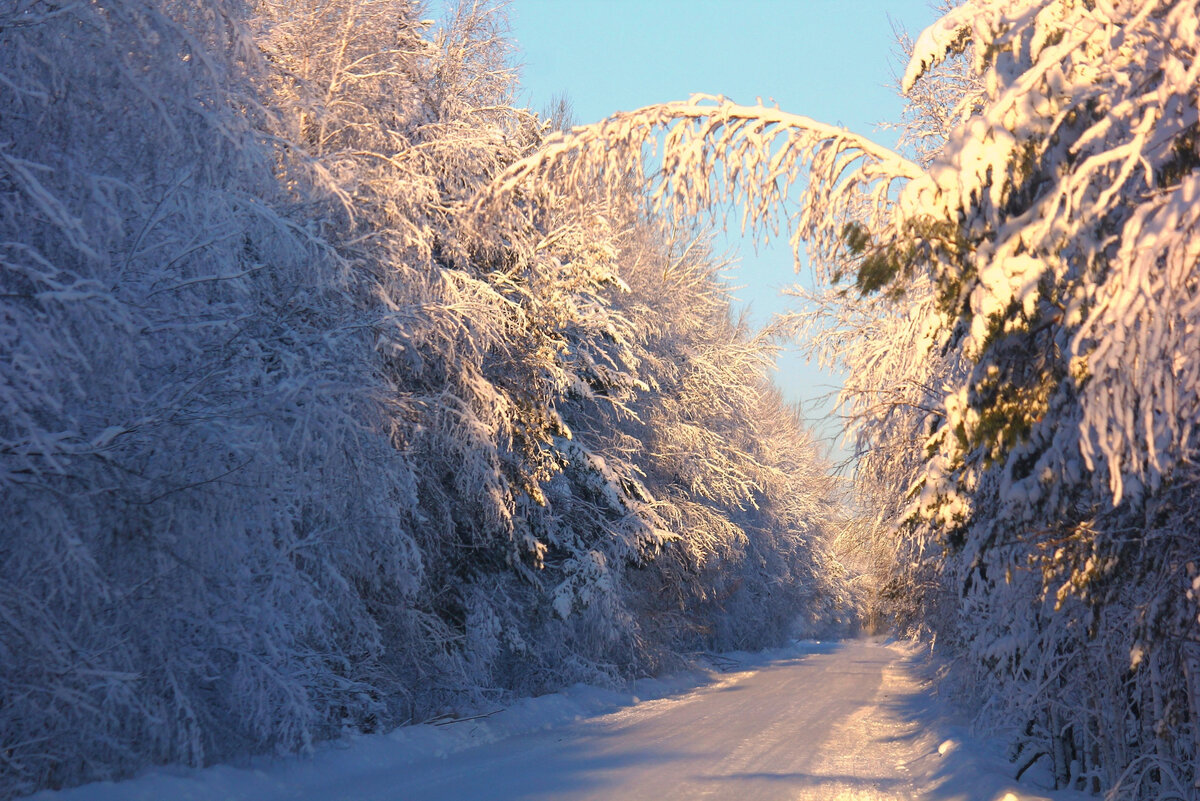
[506,0,941,460]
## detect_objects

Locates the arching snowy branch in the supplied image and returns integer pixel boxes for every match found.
[476,95,921,282]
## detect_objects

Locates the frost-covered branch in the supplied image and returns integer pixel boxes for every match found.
[477,94,921,281]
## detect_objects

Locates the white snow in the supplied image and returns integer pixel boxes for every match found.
[26,640,1088,801]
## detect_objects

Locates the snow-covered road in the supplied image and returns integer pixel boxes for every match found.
[400,640,925,800]
[32,640,1071,801]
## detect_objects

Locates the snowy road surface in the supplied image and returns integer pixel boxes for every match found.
[33,640,1068,801]
[401,639,927,801]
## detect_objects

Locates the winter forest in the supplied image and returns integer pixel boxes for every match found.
[2,0,1199,798]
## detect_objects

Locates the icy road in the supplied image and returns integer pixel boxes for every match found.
[403,639,924,800]
[393,640,1050,801]
[33,640,1070,801]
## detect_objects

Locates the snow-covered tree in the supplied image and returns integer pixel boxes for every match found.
[0,1,845,795]
[0,0,426,791]
[479,0,1200,795]
[897,3,1200,794]
[796,10,983,639]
